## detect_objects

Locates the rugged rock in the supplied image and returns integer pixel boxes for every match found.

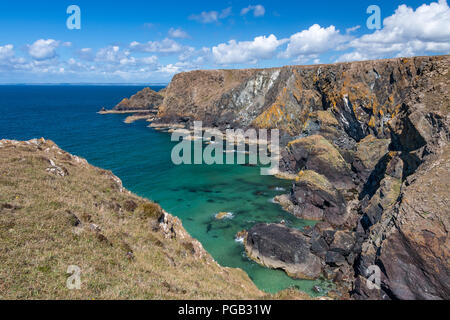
[245,224,322,280]
[290,170,347,225]
[118,55,450,300]
[357,147,450,300]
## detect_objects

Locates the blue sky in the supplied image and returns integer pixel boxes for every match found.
[0,0,449,83]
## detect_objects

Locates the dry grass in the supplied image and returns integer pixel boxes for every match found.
[0,139,268,300]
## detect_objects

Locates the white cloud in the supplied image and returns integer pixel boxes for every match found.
[168,28,190,39]
[130,38,184,54]
[241,5,265,17]
[28,39,59,60]
[213,34,287,64]
[339,0,450,62]
[220,7,233,19]
[279,24,348,60]
[189,7,232,23]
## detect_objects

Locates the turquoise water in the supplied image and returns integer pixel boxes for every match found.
[0,85,331,295]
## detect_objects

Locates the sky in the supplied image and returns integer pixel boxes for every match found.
[0,0,449,83]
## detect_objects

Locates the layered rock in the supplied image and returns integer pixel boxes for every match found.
[290,170,347,225]
[245,224,322,280]
[356,146,450,300]
[281,135,355,189]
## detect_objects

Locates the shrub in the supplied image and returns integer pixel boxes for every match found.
[135,202,163,220]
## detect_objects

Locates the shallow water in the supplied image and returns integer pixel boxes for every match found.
[0,85,331,296]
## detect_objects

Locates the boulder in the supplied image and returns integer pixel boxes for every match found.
[245,224,322,280]
[282,135,354,189]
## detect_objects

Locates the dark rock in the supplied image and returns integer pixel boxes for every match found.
[283,135,354,189]
[322,230,336,245]
[245,224,322,279]
[113,87,164,111]
[329,231,356,256]
[353,135,390,184]
[313,285,323,293]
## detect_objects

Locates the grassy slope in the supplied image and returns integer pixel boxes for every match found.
[0,139,274,300]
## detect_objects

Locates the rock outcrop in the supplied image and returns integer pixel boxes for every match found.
[113,87,164,111]
[290,170,348,225]
[121,55,449,299]
[0,139,266,299]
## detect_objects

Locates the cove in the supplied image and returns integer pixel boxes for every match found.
[0,85,332,296]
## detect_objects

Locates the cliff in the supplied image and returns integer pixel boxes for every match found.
[0,138,267,299]
[151,55,449,300]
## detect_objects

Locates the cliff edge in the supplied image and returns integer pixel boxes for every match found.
[0,138,266,299]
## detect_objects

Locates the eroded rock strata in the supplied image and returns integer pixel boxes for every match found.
[125,55,449,300]
[0,139,266,299]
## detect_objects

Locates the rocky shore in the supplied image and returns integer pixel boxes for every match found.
[0,138,266,299]
[107,55,449,300]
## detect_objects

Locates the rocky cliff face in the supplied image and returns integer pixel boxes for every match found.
[153,55,449,300]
